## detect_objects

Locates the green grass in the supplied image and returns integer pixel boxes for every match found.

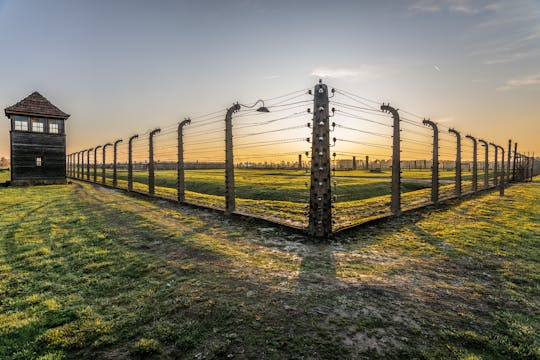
[80,168,499,228]
[0,169,9,183]
[0,179,538,359]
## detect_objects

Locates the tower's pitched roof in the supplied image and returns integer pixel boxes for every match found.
[4,91,70,119]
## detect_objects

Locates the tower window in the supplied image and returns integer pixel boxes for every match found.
[15,119,28,131]
[49,123,59,133]
[31,118,44,133]
[36,156,43,167]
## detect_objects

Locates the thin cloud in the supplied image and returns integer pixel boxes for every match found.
[310,66,380,80]
[263,75,280,80]
[433,65,441,72]
[497,73,540,91]
[409,0,481,15]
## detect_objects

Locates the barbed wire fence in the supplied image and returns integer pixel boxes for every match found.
[67,81,538,238]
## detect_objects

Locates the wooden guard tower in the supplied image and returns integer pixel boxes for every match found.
[4,92,70,185]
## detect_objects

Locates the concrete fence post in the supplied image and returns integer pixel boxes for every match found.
[148,128,161,195]
[93,145,102,183]
[308,80,332,238]
[381,104,401,215]
[81,150,86,180]
[76,152,81,179]
[423,119,439,204]
[507,139,511,185]
[465,135,477,193]
[86,149,92,180]
[102,143,112,185]
[225,104,241,214]
[128,135,138,191]
[449,128,461,198]
[113,139,123,187]
[496,145,504,196]
[298,154,303,170]
[512,142,518,181]
[478,140,489,189]
[177,118,191,202]
[365,155,369,170]
[531,153,535,180]
[490,143,498,187]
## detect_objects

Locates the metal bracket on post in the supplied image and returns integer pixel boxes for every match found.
[93,145,102,183]
[381,104,401,215]
[496,145,504,196]
[423,119,439,205]
[102,143,112,185]
[148,128,161,195]
[489,142,498,187]
[113,139,123,187]
[449,128,462,198]
[86,149,92,180]
[225,104,241,214]
[177,118,191,202]
[128,135,138,191]
[478,140,489,189]
[465,135,477,193]
[308,80,332,238]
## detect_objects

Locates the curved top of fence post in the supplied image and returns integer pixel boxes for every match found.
[380,103,399,119]
[488,142,498,149]
[128,134,139,144]
[422,118,438,132]
[478,139,488,147]
[149,128,161,137]
[178,118,191,130]
[465,134,476,142]
[103,142,113,149]
[114,139,123,147]
[449,128,461,138]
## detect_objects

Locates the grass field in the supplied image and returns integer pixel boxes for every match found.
[73,168,497,228]
[0,178,538,359]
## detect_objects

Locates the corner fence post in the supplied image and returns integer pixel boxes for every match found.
[465,135,477,193]
[496,145,504,195]
[507,139,511,185]
[86,149,92,180]
[449,128,462,198]
[93,145,102,183]
[299,154,303,170]
[381,104,401,215]
[177,118,191,202]
[148,128,161,195]
[102,143,112,185]
[478,140,489,188]
[225,104,241,214]
[128,135,138,191]
[423,119,439,204]
[113,139,123,187]
[308,80,332,238]
[490,143,498,187]
[512,142,518,181]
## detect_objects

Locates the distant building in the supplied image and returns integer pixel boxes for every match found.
[4,92,70,185]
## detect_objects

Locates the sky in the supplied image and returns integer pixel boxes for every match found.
[0,0,539,161]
